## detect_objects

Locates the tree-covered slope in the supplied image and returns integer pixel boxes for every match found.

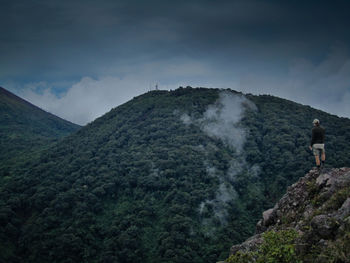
[0,87,349,263]
[0,87,80,172]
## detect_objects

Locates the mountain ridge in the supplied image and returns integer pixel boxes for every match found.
[1,87,350,262]
[0,86,79,128]
[0,86,81,173]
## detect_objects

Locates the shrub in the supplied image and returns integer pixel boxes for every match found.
[227,229,302,263]
[257,229,302,263]
[226,251,255,263]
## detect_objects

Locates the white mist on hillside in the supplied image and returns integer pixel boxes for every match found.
[181,91,259,225]
[201,92,257,153]
[181,91,257,153]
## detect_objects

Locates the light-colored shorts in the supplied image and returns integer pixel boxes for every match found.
[313,143,325,156]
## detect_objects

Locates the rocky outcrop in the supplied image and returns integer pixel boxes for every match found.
[230,234,262,255]
[228,167,350,262]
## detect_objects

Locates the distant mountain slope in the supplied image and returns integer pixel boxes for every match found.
[0,87,80,171]
[0,87,349,263]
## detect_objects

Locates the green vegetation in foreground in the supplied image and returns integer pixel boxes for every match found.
[227,167,350,263]
[227,229,301,263]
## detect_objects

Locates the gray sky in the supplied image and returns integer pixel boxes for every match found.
[1,0,349,124]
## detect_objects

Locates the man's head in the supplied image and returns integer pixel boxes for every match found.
[313,119,320,126]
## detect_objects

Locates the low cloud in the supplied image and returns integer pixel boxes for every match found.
[8,44,350,128]
[199,181,238,225]
[200,92,257,153]
[17,76,147,125]
[183,92,259,225]
[12,58,221,125]
[181,91,257,152]
[239,44,350,118]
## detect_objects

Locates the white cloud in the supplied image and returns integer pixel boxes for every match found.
[181,91,257,152]
[184,92,259,225]
[200,92,257,152]
[18,76,148,125]
[8,44,350,126]
[14,58,221,125]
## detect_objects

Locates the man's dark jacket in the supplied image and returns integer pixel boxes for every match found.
[310,125,325,146]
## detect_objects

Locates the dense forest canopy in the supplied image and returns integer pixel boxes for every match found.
[1,87,349,262]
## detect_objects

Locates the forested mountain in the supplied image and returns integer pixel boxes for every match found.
[0,87,80,172]
[1,87,350,263]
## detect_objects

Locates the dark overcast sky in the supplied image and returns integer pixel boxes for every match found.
[1,0,349,124]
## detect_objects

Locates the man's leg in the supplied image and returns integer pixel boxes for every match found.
[321,150,325,167]
[315,155,320,167]
[313,147,321,167]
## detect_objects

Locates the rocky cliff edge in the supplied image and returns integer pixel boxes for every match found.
[224,167,350,263]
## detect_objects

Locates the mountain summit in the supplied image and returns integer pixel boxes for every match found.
[0,87,350,262]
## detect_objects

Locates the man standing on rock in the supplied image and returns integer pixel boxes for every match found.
[309,119,326,170]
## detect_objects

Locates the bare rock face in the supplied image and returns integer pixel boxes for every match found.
[262,208,275,226]
[229,167,350,262]
[338,197,350,219]
[316,173,332,187]
[256,205,278,233]
[230,234,262,255]
[310,214,340,239]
